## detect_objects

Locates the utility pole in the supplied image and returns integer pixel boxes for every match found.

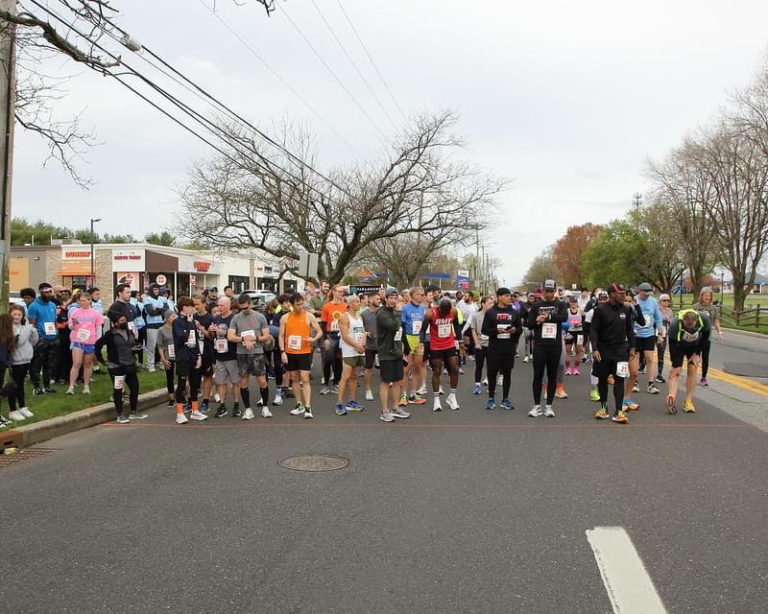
[0,0,15,312]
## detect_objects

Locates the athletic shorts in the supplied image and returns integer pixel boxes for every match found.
[635,336,656,352]
[201,355,215,378]
[364,349,377,370]
[595,350,630,380]
[430,347,458,362]
[237,353,266,377]
[406,334,422,354]
[70,342,95,354]
[380,358,404,383]
[669,345,699,369]
[286,353,312,372]
[343,355,365,368]
[214,359,239,385]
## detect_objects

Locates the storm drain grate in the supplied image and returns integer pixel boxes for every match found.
[0,448,55,469]
[279,454,349,472]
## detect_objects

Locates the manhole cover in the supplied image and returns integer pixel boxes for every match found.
[0,448,55,469]
[279,454,349,472]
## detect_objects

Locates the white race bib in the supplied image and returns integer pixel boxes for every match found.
[215,338,228,353]
[412,320,422,334]
[394,329,402,341]
[113,375,125,390]
[198,339,204,354]
[44,322,56,335]
[167,344,176,359]
[354,332,365,343]
[288,334,302,350]
[240,329,255,340]
[329,320,340,333]
[128,321,136,333]
[186,330,196,347]
[542,323,557,339]
[437,323,451,338]
[496,324,511,340]
[76,329,90,343]
[682,330,700,343]
[616,361,630,378]
[643,315,651,327]
[480,334,489,344]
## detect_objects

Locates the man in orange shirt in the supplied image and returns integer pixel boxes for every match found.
[320,285,345,395]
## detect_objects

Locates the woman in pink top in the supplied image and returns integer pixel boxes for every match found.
[67,290,104,395]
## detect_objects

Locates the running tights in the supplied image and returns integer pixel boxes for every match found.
[487,352,513,400]
[532,346,561,405]
[474,347,487,383]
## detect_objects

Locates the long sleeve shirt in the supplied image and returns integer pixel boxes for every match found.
[481,305,522,355]
[526,300,568,347]
[590,302,636,354]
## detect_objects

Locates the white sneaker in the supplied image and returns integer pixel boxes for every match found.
[544,405,555,418]
[261,407,273,418]
[8,410,25,421]
[256,398,263,406]
[446,394,460,411]
[289,405,305,416]
[82,387,91,395]
[439,386,444,395]
[482,377,488,386]
[433,398,442,412]
[304,408,314,419]
[176,413,189,424]
[214,392,221,403]
[273,393,283,406]
[523,356,529,363]
[365,389,374,401]
[242,408,255,420]
[528,405,542,418]
[416,384,427,396]
[190,410,208,421]
[19,407,33,418]
[148,367,156,373]
[65,387,74,396]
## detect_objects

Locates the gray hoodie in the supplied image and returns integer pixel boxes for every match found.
[12,322,39,365]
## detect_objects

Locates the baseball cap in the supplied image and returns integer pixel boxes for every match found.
[659,293,670,301]
[638,282,653,292]
[597,290,609,299]
[496,287,512,296]
[608,282,626,294]
[543,279,556,290]
[385,288,399,298]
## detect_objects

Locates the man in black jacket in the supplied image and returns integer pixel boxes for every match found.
[589,282,636,423]
[481,287,522,410]
[526,280,567,417]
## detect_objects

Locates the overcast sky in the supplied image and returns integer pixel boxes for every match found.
[12,0,768,285]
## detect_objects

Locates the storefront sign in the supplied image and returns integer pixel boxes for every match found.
[116,272,139,292]
[62,247,92,260]
[193,260,211,272]
[112,249,145,272]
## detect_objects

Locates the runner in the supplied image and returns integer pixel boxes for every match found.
[624,282,664,409]
[422,298,462,411]
[172,297,207,424]
[156,312,177,409]
[335,295,367,416]
[481,287,522,410]
[526,280,567,417]
[279,292,323,419]
[564,297,584,375]
[320,285,345,395]
[212,296,241,418]
[361,291,380,401]
[376,289,410,422]
[692,286,723,387]
[470,296,494,394]
[590,283,635,424]
[228,294,271,420]
[401,286,427,406]
[587,291,610,401]
[193,295,216,414]
[66,290,103,395]
[665,309,711,414]
[522,292,537,362]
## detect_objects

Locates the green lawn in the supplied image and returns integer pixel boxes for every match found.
[2,369,168,427]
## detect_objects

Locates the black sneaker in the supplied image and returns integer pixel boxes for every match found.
[44,387,56,394]
[167,399,174,408]
[231,403,241,418]
[654,375,666,384]
[215,404,228,418]
[33,386,45,395]
[200,399,210,413]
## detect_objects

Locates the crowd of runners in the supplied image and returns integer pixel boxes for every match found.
[0,278,721,427]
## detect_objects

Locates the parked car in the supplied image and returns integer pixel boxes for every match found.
[9,291,24,307]
[244,289,276,304]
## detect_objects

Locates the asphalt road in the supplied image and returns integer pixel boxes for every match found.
[2,346,767,613]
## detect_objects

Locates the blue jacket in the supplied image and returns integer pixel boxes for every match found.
[633,296,663,339]
[143,295,168,326]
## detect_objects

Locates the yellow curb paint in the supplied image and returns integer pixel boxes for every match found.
[706,367,768,397]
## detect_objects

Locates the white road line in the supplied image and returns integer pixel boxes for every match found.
[586,526,668,614]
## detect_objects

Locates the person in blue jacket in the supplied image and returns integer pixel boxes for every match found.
[623,282,664,411]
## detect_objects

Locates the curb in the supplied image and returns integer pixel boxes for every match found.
[1,388,167,451]
[722,327,768,340]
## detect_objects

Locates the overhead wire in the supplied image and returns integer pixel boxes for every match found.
[334,0,406,123]
[307,0,398,132]
[278,1,387,139]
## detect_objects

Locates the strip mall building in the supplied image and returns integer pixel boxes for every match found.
[10,243,300,299]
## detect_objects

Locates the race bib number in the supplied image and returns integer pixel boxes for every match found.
[354,332,365,344]
[412,320,422,334]
[616,361,630,378]
[215,338,228,353]
[394,329,402,341]
[643,315,651,327]
[187,330,196,347]
[542,323,557,339]
[76,329,90,342]
[497,324,511,340]
[287,335,302,350]
[437,323,451,338]
[330,320,340,332]
[167,344,175,359]
[113,375,125,391]
[128,321,136,333]
[44,322,56,335]
[198,339,205,354]
[480,334,489,344]
[682,330,700,343]
[240,329,255,340]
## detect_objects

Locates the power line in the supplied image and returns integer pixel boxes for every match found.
[279,1,387,139]
[307,0,398,132]
[334,0,406,122]
[196,0,364,161]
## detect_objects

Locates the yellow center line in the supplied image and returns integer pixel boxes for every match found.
[706,367,768,397]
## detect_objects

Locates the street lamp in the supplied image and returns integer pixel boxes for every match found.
[90,217,101,287]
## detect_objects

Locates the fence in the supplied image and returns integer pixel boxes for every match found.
[719,304,765,329]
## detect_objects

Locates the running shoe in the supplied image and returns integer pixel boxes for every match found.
[665,394,677,415]
[289,404,306,416]
[345,400,365,412]
[261,407,273,418]
[623,398,639,411]
[527,405,542,418]
[683,399,695,413]
[166,399,174,408]
[215,404,228,418]
[242,408,254,420]
[700,377,708,387]
[335,403,347,416]
[392,408,411,419]
[304,407,314,419]
[82,387,91,395]
[65,387,74,396]
[273,392,283,406]
[482,378,488,386]
[8,410,25,421]
[319,387,331,395]
[417,384,428,396]
[594,408,609,420]
[473,383,482,395]
[484,398,495,410]
[446,394,460,411]
[379,411,395,422]
[565,367,573,376]
[433,398,442,412]
[175,413,188,424]
[128,413,148,421]
[555,387,568,399]
[200,399,210,413]
[190,410,208,421]
[654,375,666,384]
[544,405,555,418]
[638,366,646,375]
[231,403,241,418]
[612,410,628,424]
[399,394,408,407]
[365,389,374,401]
[632,383,640,393]
[116,414,131,425]
[647,383,660,395]
[19,407,33,418]
[408,394,426,405]
[572,368,581,376]
[589,388,600,402]
[500,399,514,411]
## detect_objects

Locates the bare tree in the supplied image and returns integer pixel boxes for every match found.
[177,111,506,284]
